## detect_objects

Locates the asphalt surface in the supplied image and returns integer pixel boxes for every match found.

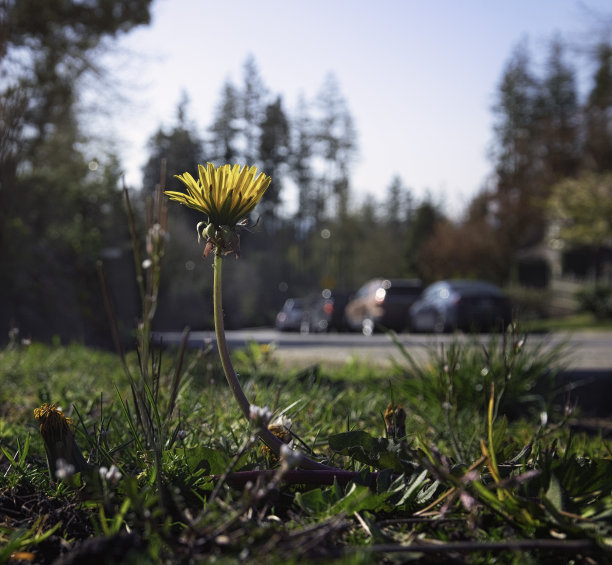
[155,328,611,371]
[155,328,612,418]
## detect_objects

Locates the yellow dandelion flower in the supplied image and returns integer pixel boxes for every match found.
[34,403,91,478]
[165,162,271,229]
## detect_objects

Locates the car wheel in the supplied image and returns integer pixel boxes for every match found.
[362,318,375,336]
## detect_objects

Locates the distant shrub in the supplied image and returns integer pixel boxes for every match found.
[575,284,612,319]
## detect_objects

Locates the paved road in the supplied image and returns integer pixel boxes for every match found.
[155,328,611,371]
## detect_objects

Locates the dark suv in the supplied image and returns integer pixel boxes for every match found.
[344,278,423,335]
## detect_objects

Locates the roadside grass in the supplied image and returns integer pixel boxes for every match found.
[1,330,611,564]
[523,312,612,333]
[2,184,610,563]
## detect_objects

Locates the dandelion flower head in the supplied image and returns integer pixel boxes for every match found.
[165,162,271,229]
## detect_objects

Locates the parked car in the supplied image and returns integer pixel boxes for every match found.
[274,298,307,331]
[302,289,351,333]
[409,279,513,333]
[344,278,424,335]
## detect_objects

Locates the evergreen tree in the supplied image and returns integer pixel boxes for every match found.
[291,95,318,225]
[313,73,358,219]
[490,42,542,249]
[534,38,580,184]
[141,93,204,194]
[492,44,538,184]
[404,199,444,278]
[486,41,553,284]
[140,99,214,332]
[209,80,240,163]
[385,175,413,227]
[240,54,267,164]
[258,96,290,222]
[583,42,612,172]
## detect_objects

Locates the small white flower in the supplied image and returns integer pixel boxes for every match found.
[99,464,122,484]
[55,458,75,480]
[142,258,153,269]
[280,444,301,467]
[270,414,292,430]
[107,465,122,482]
[249,404,272,427]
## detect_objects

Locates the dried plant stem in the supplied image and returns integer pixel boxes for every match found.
[213,253,334,471]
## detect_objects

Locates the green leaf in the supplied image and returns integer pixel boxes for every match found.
[294,488,329,515]
[162,446,231,476]
[295,482,397,517]
[328,430,415,473]
[545,473,565,512]
[329,482,392,515]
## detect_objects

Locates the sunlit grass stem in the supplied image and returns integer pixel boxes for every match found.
[213,253,333,471]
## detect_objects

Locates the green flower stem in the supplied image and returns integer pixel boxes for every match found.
[213,253,333,471]
[213,253,252,417]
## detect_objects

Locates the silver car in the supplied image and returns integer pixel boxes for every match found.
[274,298,307,332]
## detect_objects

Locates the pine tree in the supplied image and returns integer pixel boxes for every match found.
[534,38,580,185]
[583,42,612,172]
[209,80,240,163]
[141,93,204,194]
[488,40,547,278]
[258,96,290,222]
[291,95,318,225]
[240,55,267,164]
[313,73,358,219]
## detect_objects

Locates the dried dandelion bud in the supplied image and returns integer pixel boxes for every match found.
[34,403,91,479]
[384,403,407,439]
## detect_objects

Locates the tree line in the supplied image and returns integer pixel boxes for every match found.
[428,37,612,287]
[144,38,612,329]
[0,0,153,344]
[1,0,611,342]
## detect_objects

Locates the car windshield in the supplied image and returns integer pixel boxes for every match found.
[448,281,502,296]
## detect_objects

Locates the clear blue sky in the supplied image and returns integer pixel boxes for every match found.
[104,0,612,217]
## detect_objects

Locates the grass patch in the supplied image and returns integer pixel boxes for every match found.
[523,312,612,333]
[3,186,610,563]
[1,331,611,564]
